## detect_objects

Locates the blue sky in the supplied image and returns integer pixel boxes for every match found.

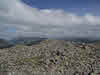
[7,27,16,33]
[22,0,100,15]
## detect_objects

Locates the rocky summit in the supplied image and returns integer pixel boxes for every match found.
[0,40,99,75]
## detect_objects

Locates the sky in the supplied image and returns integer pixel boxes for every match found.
[0,0,100,40]
[22,0,100,15]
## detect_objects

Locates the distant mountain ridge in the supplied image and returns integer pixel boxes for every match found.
[0,39,14,48]
[11,36,47,46]
[0,36,100,48]
[0,37,47,48]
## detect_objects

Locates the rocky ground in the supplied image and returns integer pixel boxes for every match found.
[0,40,99,75]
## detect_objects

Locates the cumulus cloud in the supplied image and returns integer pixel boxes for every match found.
[0,0,100,39]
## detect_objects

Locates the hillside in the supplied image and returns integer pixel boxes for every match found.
[0,39,14,49]
[0,40,99,75]
[0,37,47,49]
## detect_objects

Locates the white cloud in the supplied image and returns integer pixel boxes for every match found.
[0,0,100,39]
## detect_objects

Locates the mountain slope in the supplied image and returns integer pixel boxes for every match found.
[0,39,14,48]
[0,40,98,75]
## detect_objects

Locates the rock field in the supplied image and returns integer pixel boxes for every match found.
[0,40,99,75]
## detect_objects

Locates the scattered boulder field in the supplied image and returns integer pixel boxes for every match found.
[0,40,99,75]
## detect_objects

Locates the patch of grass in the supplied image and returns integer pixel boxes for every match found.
[23,56,43,65]
[65,44,69,47]
[15,44,25,48]
[0,62,8,72]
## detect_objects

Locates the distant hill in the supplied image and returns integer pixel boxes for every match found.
[0,36,100,48]
[10,36,48,46]
[0,36,47,48]
[0,39,14,49]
